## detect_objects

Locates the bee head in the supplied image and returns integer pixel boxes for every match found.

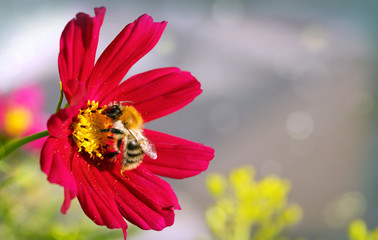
[103,105,122,119]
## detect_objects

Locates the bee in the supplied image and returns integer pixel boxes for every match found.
[100,102,157,171]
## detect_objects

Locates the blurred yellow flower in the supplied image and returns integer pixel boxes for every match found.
[205,165,302,240]
[349,219,378,240]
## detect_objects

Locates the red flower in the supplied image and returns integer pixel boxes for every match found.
[40,7,214,239]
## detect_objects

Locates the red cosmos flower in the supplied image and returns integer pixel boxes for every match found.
[40,7,214,239]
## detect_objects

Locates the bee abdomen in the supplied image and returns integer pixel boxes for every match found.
[127,140,140,150]
[126,151,144,162]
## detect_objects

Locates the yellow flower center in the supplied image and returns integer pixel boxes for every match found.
[4,106,33,137]
[72,101,112,159]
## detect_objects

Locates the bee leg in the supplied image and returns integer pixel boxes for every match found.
[115,138,122,152]
[99,128,124,135]
[110,128,124,135]
[103,139,122,159]
[99,128,110,132]
[104,151,119,158]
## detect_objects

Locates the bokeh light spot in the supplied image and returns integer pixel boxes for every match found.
[301,24,328,52]
[156,32,177,55]
[286,111,314,140]
[324,191,367,229]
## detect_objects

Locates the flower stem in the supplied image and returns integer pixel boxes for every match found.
[0,130,49,160]
[55,82,64,113]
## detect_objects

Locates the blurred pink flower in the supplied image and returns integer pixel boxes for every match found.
[0,85,47,150]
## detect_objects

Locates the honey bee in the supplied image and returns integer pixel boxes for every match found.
[100,102,157,171]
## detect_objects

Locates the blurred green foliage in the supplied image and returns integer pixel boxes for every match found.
[205,165,302,240]
[0,153,138,240]
[349,219,378,240]
[2,153,378,240]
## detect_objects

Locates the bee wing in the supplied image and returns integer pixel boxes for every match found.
[140,138,157,160]
[131,130,157,160]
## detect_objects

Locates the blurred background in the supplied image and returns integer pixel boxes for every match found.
[1,0,378,239]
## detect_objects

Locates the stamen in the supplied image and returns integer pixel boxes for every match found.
[72,101,112,159]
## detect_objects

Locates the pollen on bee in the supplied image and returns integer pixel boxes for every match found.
[72,101,112,159]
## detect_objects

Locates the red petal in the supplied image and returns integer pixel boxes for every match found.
[46,102,82,138]
[40,137,55,177]
[58,7,105,104]
[63,80,87,106]
[72,153,127,229]
[102,166,180,230]
[40,137,78,212]
[122,227,127,240]
[61,187,76,214]
[42,104,86,213]
[101,67,202,122]
[142,130,214,179]
[87,14,167,101]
